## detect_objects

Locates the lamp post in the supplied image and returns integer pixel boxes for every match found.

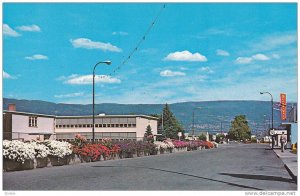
[260,91,274,148]
[92,60,111,143]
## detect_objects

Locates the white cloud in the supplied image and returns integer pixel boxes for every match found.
[160,70,186,77]
[235,53,271,64]
[163,50,207,62]
[3,71,16,79]
[70,38,122,52]
[62,74,121,85]
[16,24,41,32]
[56,74,79,81]
[216,49,230,56]
[25,54,48,60]
[235,57,253,64]
[252,53,270,61]
[3,24,21,37]
[199,67,214,74]
[54,92,84,98]
[112,31,128,36]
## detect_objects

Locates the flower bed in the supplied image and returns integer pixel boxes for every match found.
[3,140,73,171]
[3,136,216,172]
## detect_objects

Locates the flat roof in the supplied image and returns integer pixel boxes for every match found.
[56,115,159,120]
[3,110,56,118]
[3,110,158,120]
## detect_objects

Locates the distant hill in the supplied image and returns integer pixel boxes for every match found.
[3,98,296,135]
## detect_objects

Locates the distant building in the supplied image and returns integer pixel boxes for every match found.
[3,103,158,142]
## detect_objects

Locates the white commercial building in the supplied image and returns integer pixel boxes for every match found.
[3,104,158,142]
[55,115,158,141]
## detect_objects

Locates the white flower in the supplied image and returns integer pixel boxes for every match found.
[154,141,175,150]
[3,140,35,163]
[44,140,72,157]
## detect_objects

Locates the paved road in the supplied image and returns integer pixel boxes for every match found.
[3,143,297,190]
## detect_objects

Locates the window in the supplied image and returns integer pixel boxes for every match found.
[111,124,115,127]
[120,124,124,127]
[107,124,111,127]
[29,116,38,127]
[103,124,107,128]
[128,124,132,127]
[116,124,119,127]
[124,124,128,127]
[99,124,103,127]
[95,124,99,128]
[132,124,136,127]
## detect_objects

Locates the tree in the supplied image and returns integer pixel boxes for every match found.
[144,125,154,143]
[216,134,225,143]
[161,104,184,139]
[228,115,251,141]
[198,133,207,141]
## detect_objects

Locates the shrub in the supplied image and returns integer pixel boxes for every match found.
[32,141,50,158]
[44,140,73,158]
[3,140,36,163]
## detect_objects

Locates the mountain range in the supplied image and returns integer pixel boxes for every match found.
[3,98,296,135]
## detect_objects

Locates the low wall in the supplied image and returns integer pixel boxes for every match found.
[3,146,207,172]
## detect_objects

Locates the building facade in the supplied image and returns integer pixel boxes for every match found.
[3,110,56,141]
[55,115,158,141]
[3,104,158,142]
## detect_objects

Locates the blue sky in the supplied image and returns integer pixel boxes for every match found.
[3,3,297,104]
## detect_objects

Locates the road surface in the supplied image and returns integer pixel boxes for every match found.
[3,143,297,190]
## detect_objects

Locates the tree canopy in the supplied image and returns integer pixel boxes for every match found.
[228,115,251,141]
[162,104,184,139]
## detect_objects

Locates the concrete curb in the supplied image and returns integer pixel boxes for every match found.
[284,164,297,183]
[272,149,297,183]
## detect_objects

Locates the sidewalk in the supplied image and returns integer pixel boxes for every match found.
[273,148,298,182]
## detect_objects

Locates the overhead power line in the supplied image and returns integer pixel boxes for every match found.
[105,4,166,78]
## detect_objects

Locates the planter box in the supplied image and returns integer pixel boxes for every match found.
[68,154,82,165]
[36,157,49,168]
[3,158,34,172]
[49,155,71,166]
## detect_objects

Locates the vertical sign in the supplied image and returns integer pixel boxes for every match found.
[280,93,286,120]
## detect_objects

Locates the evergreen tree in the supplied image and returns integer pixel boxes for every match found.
[228,115,251,141]
[144,125,154,143]
[198,133,207,141]
[162,103,184,139]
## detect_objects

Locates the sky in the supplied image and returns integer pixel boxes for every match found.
[3,3,298,104]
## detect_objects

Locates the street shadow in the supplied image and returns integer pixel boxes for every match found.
[219,173,296,183]
[91,165,262,190]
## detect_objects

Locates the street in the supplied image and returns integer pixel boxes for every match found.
[3,143,297,190]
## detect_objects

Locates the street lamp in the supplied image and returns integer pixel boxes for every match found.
[92,60,111,143]
[260,91,274,148]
